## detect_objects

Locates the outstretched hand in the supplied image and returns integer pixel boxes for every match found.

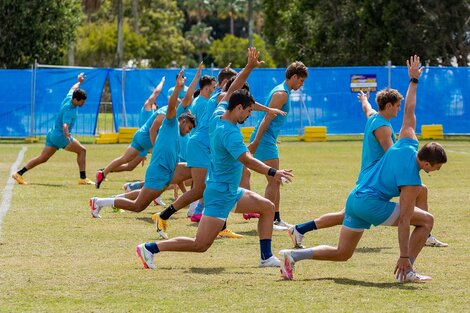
[274,169,293,184]
[357,89,370,103]
[176,69,186,88]
[247,47,264,69]
[78,72,85,83]
[394,257,413,282]
[267,107,287,117]
[407,55,423,80]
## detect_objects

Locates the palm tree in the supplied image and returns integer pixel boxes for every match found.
[185,22,213,62]
[82,0,101,24]
[184,0,214,23]
[215,0,247,35]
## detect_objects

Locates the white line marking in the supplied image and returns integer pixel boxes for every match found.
[0,146,27,239]
[446,149,469,155]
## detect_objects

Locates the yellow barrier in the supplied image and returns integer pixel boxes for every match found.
[96,133,119,144]
[118,127,138,143]
[302,126,327,142]
[240,127,254,142]
[421,124,443,139]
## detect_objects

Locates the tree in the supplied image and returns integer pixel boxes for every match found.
[0,0,81,68]
[209,34,275,67]
[215,0,247,35]
[185,23,213,62]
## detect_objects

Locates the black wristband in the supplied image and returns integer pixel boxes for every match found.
[410,78,419,84]
[267,167,277,177]
[399,256,409,259]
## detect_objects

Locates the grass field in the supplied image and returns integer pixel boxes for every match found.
[0,140,469,312]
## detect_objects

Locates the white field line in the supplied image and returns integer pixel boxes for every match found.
[0,146,27,239]
[446,149,469,155]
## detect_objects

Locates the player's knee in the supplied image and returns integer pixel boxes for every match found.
[336,250,354,261]
[194,241,211,252]
[424,212,434,232]
[260,199,275,213]
[134,203,147,212]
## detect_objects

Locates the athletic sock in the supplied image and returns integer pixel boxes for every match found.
[144,242,160,254]
[17,167,28,176]
[96,197,115,207]
[295,220,317,235]
[160,204,176,220]
[259,239,273,260]
[291,248,314,262]
[274,212,281,222]
[80,171,86,179]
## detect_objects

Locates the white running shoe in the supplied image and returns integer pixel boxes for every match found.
[187,201,198,217]
[279,249,296,280]
[136,244,156,269]
[288,226,305,249]
[259,255,281,268]
[273,219,292,231]
[153,197,166,206]
[425,235,448,247]
[397,271,432,283]
[89,197,102,218]
[122,183,131,192]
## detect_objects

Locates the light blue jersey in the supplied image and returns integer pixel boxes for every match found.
[138,107,155,127]
[168,86,188,100]
[53,90,77,132]
[204,100,247,219]
[250,82,291,161]
[188,95,211,145]
[344,138,422,229]
[358,113,396,181]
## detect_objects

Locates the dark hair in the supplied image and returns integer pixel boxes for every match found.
[199,75,216,89]
[178,111,196,127]
[223,76,250,92]
[217,68,238,84]
[417,142,447,165]
[286,61,308,79]
[227,89,255,111]
[73,89,87,101]
[193,89,201,98]
[376,88,403,110]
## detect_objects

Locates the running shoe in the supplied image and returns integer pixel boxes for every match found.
[425,235,448,247]
[152,213,168,239]
[218,228,243,239]
[136,244,156,269]
[12,173,27,185]
[273,219,292,231]
[95,170,105,189]
[153,197,166,206]
[288,226,305,249]
[78,178,95,185]
[89,197,102,218]
[397,271,432,283]
[259,255,281,268]
[190,213,202,223]
[243,213,260,220]
[279,249,296,280]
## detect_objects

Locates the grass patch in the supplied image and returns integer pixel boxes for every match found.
[0,140,469,312]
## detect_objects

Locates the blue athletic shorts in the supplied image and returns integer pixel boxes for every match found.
[45,130,74,149]
[343,192,397,230]
[186,138,210,169]
[253,141,279,161]
[203,183,245,220]
[130,132,152,152]
[144,164,173,191]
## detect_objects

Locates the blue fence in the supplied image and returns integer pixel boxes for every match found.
[0,66,468,137]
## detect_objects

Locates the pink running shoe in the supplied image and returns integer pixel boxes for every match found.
[190,213,202,223]
[95,170,105,189]
[243,213,260,220]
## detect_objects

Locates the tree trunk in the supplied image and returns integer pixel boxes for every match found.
[230,14,234,35]
[248,0,254,47]
[132,0,139,33]
[116,0,124,66]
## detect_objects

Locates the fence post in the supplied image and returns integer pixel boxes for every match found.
[30,59,38,137]
[387,60,392,89]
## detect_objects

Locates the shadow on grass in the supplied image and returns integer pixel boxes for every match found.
[185,267,225,275]
[298,277,419,290]
[235,230,258,237]
[135,217,154,224]
[355,246,392,253]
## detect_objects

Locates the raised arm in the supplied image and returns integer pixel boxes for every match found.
[221,47,264,102]
[253,101,287,117]
[238,152,293,184]
[71,72,85,91]
[399,55,423,140]
[358,89,376,118]
[181,62,204,108]
[167,70,186,120]
[144,76,165,110]
[149,114,165,145]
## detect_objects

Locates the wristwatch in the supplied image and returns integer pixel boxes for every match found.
[410,78,419,84]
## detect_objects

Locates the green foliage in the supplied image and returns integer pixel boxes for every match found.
[262,0,469,66]
[75,21,147,67]
[0,0,81,68]
[209,34,275,67]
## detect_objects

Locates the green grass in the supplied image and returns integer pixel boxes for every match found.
[0,140,469,312]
